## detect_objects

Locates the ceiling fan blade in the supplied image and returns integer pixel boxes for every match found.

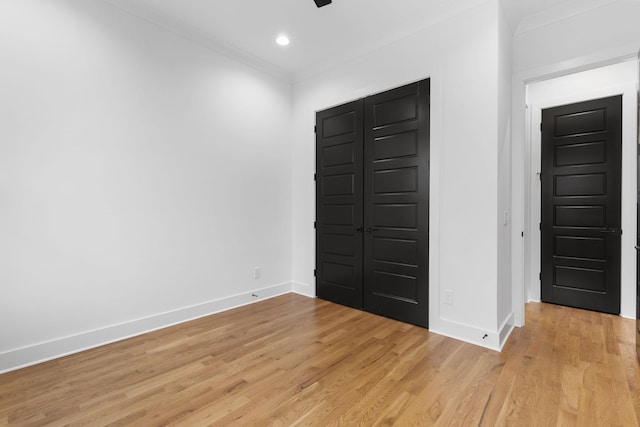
[314,0,332,7]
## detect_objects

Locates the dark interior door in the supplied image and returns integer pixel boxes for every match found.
[363,80,430,327]
[316,100,364,309]
[541,95,622,314]
[636,68,640,359]
[316,79,430,327]
[637,133,639,358]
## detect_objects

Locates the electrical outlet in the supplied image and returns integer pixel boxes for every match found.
[443,290,454,305]
[254,267,261,279]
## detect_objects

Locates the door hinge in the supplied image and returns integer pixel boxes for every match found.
[314,173,317,181]
[314,269,317,277]
[314,221,317,229]
[540,122,542,131]
[314,125,317,133]
[539,222,542,230]
[539,272,542,281]
[521,231,524,237]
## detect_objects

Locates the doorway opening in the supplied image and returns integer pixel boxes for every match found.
[524,60,638,318]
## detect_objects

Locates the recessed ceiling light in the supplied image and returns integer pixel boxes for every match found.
[276,35,290,46]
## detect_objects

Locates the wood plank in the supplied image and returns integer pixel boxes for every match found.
[0,295,638,426]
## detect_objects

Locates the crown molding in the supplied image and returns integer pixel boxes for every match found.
[515,0,617,35]
[100,0,292,83]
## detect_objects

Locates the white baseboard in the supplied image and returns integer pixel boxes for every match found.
[0,282,522,373]
[291,281,315,298]
[430,312,515,352]
[498,312,515,350]
[0,282,293,374]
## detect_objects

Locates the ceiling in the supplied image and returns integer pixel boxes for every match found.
[102,0,619,80]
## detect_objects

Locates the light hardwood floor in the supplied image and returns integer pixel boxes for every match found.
[1,293,639,426]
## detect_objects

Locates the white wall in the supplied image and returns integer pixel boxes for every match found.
[526,61,638,318]
[0,0,293,372]
[511,0,640,325]
[514,1,640,75]
[292,0,510,349]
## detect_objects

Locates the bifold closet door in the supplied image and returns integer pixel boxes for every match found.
[315,100,364,309]
[316,79,429,327]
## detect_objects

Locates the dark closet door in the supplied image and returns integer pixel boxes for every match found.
[316,100,364,309]
[541,95,622,314]
[363,80,430,327]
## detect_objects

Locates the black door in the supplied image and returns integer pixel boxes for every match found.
[637,133,640,358]
[316,79,430,327]
[541,95,622,314]
[316,100,364,309]
[636,70,640,359]
[363,80,430,327]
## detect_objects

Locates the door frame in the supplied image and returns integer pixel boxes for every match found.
[512,49,640,328]
[524,72,638,318]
